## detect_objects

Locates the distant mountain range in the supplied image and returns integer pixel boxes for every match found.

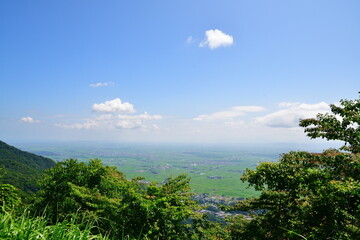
[0,140,56,194]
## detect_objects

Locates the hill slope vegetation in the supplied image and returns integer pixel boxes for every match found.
[0,140,56,193]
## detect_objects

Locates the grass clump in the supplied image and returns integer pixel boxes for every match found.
[0,208,108,240]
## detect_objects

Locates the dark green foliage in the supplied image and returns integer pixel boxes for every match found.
[0,140,56,194]
[299,94,360,153]
[34,158,199,239]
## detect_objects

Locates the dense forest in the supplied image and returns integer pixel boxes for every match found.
[0,140,55,195]
[1,94,360,239]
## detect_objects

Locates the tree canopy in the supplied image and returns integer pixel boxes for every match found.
[228,150,360,239]
[299,93,360,153]
[0,140,55,194]
[226,94,360,239]
[33,159,199,239]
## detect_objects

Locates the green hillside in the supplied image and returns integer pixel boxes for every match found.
[0,140,56,194]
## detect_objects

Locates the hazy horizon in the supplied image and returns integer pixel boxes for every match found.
[9,139,342,154]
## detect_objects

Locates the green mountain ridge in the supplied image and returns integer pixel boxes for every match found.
[0,140,56,194]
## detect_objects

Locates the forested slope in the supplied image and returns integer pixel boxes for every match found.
[0,140,56,193]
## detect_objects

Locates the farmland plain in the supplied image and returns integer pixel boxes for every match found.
[15,142,328,198]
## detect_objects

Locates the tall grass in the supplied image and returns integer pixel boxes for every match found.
[0,208,109,240]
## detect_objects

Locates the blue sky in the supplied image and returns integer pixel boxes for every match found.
[0,0,359,145]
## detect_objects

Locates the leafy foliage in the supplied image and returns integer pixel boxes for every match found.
[0,141,56,194]
[190,214,231,240]
[228,151,360,239]
[0,184,21,212]
[33,159,199,239]
[299,94,360,153]
[227,94,360,239]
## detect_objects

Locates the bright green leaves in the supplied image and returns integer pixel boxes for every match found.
[232,150,360,239]
[33,159,198,239]
[0,184,21,212]
[300,94,360,153]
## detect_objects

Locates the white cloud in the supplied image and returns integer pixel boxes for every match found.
[55,120,99,130]
[20,117,40,123]
[230,106,266,112]
[89,82,114,88]
[199,29,234,49]
[256,102,330,128]
[56,98,161,131]
[92,113,162,122]
[56,112,162,130]
[92,98,136,113]
[194,111,242,121]
[116,112,162,120]
[194,105,265,121]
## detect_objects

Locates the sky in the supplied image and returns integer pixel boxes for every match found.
[0,1,359,146]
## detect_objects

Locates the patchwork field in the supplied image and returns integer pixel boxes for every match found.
[16,142,321,198]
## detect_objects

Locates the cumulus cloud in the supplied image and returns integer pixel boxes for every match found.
[92,98,136,113]
[199,29,234,49]
[256,102,330,128]
[194,106,265,121]
[56,113,162,130]
[56,98,162,131]
[20,117,40,123]
[116,112,162,120]
[89,82,114,88]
